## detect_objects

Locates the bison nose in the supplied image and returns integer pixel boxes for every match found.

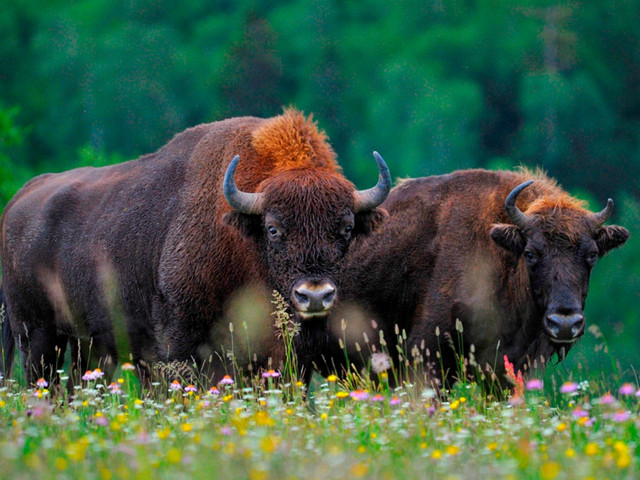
[291,280,336,317]
[544,313,585,342]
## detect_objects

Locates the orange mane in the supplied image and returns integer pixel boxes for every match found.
[251,108,339,173]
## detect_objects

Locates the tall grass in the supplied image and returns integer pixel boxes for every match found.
[0,296,638,479]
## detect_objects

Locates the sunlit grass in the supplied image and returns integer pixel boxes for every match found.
[1,297,638,479]
[1,358,639,479]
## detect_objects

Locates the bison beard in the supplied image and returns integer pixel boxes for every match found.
[0,109,390,386]
[333,168,628,388]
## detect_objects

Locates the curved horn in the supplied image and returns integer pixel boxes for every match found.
[592,198,614,226]
[223,155,264,214]
[505,180,534,228]
[353,152,392,212]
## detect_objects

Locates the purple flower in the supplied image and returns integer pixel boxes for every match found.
[94,415,109,427]
[36,378,48,388]
[613,410,631,422]
[371,394,385,402]
[390,396,401,406]
[208,387,220,395]
[219,375,234,385]
[262,370,280,378]
[572,407,589,418]
[560,382,578,394]
[349,390,370,401]
[184,384,197,393]
[598,393,616,405]
[619,383,636,396]
[526,379,543,391]
[107,382,122,394]
[169,380,182,391]
[220,426,232,436]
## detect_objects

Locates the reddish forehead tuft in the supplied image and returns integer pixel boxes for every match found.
[251,108,339,173]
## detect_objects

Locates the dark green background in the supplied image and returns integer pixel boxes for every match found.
[1,0,638,380]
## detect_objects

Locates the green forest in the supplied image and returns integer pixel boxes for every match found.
[1,0,638,377]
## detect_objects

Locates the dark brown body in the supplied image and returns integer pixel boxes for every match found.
[0,109,389,384]
[334,169,628,384]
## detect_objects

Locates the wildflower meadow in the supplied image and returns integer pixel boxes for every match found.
[1,318,639,480]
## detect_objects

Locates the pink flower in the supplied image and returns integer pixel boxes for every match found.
[92,368,104,379]
[82,370,93,381]
[208,387,220,395]
[36,378,48,388]
[184,384,197,393]
[371,394,385,402]
[390,396,401,406]
[121,362,135,371]
[262,370,280,378]
[526,379,543,391]
[572,407,589,418]
[220,426,232,436]
[559,382,578,394]
[169,380,182,391]
[107,382,122,394]
[613,410,631,422]
[94,415,109,427]
[219,375,234,385]
[349,390,369,401]
[619,383,636,396]
[598,393,616,405]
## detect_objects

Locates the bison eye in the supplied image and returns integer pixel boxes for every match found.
[266,225,281,240]
[524,250,538,264]
[586,251,598,266]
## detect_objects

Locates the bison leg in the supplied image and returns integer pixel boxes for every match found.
[16,325,68,386]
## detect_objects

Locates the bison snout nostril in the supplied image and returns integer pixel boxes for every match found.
[291,280,337,317]
[545,313,585,342]
[293,290,310,307]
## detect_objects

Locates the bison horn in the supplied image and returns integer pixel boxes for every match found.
[592,198,614,226]
[505,180,534,228]
[353,152,392,212]
[223,155,264,214]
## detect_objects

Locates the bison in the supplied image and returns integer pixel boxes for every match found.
[0,108,391,385]
[331,168,628,386]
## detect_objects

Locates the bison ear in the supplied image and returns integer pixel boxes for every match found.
[223,212,262,238]
[595,225,629,256]
[355,207,388,236]
[490,223,525,255]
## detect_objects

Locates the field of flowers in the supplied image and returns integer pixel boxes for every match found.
[0,357,638,480]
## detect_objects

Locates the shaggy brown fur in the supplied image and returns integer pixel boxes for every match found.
[330,169,628,386]
[0,109,387,385]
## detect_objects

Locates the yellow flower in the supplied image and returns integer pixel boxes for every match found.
[327,375,338,382]
[157,427,171,440]
[0,401,5,408]
[556,423,566,432]
[459,397,466,403]
[585,442,599,456]
[181,423,193,432]
[450,400,460,410]
[249,469,268,480]
[487,442,498,451]
[420,442,428,449]
[166,448,181,463]
[320,413,328,420]
[357,445,366,454]
[335,391,349,399]
[565,448,575,458]
[446,445,460,456]
[260,436,279,454]
[539,461,560,480]
[431,449,442,459]
[350,463,368,477]
[54,457,68,471]
[616,453,631,469]
[223,394,233,402]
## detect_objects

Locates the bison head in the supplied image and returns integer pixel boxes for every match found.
[490,180,629,346]
[223,153,390,320]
